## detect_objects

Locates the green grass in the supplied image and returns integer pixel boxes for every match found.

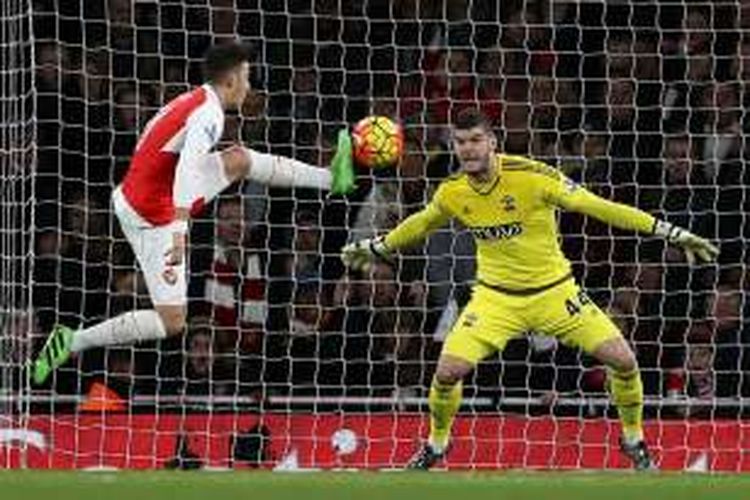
[2,470,750,500]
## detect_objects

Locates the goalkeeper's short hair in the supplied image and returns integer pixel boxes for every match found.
[453,107,492,132]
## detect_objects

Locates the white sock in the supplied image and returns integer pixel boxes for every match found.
[244,149,332,190]
[71,310,167,352]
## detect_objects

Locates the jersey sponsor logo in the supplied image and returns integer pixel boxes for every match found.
[470,221,523,241]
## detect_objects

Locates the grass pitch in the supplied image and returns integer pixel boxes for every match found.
[2,470,749,500]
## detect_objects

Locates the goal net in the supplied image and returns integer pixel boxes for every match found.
[1,0,34,421]
[3,0,748,471]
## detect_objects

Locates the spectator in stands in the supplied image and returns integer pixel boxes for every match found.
[738,36,750,83]
[291,67,319,121]
[349,166,406,244]
[79,349,132,412]
[607,31,634,79]
[210,0,237,44]
[107,0,134,53]
[3,309,41,375]
[289,209,323,285]
[241,88,269,147]
[400,46,501,147]
[607,79,636,131]
[476,48,503,113]
[634,33,661,82]
[199,196,267,348]
[330,261,424,392]
[35,41,69,93]
[110,269,150,317]
[162,59,190,102]
[31,190,112,331]
[113,83,155,132]
[700,82,742,180]
[660,133,715,259]
[161,318,238,398]
[686,342,714,399]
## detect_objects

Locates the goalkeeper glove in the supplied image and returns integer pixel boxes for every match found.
[654,220,719,264]
[341,236,393,272]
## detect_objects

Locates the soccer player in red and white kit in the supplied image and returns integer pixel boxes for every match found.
[32,43,356,384]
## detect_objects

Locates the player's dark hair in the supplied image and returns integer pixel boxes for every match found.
[203,43,251,83]
[453,107,492,132]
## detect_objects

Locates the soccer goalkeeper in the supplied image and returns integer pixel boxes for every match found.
[341,108,718,470]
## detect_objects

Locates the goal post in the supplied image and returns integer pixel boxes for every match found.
[2,0,748,471]
[0,0,34,420]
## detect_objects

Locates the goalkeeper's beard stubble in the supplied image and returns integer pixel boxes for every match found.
[460,153,493,178]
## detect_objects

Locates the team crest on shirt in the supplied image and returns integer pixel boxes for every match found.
[462,312,479,328]
[162,267,178,286]
[501,195,516,212]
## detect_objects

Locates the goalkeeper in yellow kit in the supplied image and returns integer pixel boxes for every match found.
[341,108,719,471]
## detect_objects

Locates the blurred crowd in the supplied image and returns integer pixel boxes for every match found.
[14,0,750,415]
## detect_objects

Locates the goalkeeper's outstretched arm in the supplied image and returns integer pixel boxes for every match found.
[341,201,450,271]
[548,180,719,263]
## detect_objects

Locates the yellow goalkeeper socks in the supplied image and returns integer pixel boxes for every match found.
[428,378,463,452]
[608,367,645,443]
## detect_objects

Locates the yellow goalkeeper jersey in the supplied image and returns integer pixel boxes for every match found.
[384,154,656,291]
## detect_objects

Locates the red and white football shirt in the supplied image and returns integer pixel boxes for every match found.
[121,84,224,226]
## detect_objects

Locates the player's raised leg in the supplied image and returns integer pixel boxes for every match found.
[592,336,655,470]
[214,129,354,197]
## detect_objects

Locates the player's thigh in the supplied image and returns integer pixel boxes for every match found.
[442,286,525,365]
[117,214,187,306]
[530,280,621,355]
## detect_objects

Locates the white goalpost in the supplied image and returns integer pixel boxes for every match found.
[0,0,34,425]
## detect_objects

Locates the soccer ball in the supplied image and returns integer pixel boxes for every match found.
[352,115,404,168]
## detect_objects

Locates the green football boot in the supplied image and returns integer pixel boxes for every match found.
[329,128,356,195]
[32,324,75,385]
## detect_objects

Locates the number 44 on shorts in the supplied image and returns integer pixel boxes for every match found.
[565,289,591,316]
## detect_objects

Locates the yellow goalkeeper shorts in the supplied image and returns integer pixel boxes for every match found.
[442,276,622,365]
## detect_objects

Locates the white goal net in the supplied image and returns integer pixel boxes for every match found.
[1,0,748,471]
[1,0,34,421]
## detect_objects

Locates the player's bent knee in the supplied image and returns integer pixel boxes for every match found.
[611,343,638,373]
[434,370,460,387]
[155,306,187,337]
[221,145,248,181]
[435,355,473,386]
[594,337,638,373]
[614,350,638,373]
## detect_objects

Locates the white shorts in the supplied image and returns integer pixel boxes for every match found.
[112,187,187,305]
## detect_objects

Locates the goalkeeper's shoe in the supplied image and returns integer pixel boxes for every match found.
[405,443,446,470]
[620,438,656,471]
[32,324,75,385]
[329,129,355,195]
